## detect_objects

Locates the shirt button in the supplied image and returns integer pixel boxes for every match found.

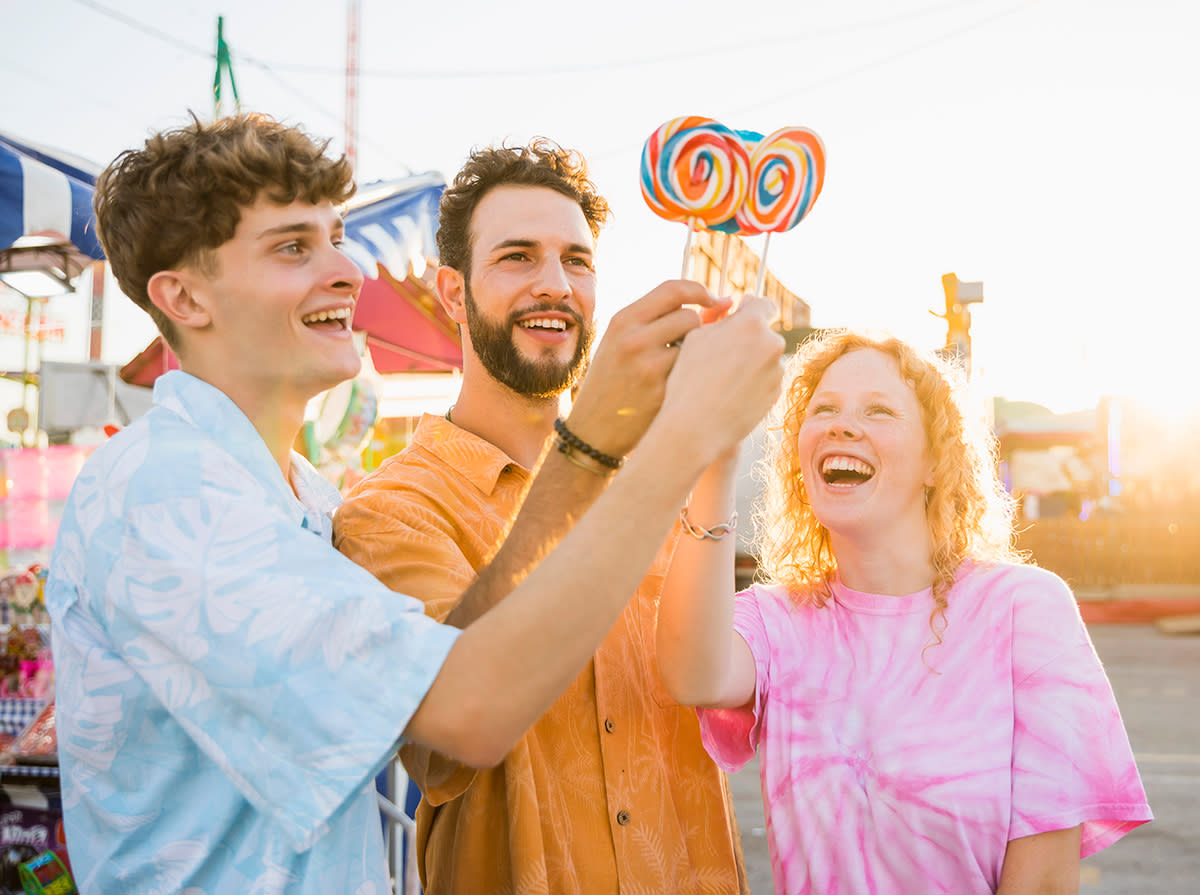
[604,718,615,734]
[616,810,631,826]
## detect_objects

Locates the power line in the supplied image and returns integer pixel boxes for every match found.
[336,0,1004,81]
[69,0,212,58]
[65,0,412,173]
[70,0,1007,81]
[63,0,1040,174]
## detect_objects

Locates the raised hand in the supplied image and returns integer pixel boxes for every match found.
[655,294,785,467]
[565,280,732,458]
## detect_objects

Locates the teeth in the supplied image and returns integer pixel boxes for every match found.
[302,307,353,324]
[519,317,567,331]
[821,455,874,477]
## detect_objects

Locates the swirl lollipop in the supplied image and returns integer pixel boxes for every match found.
[640,116,751,278]
[743,126,825,234]
[742,126,826,293]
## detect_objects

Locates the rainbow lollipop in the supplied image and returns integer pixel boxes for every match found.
[640,116,751,277]
[742,126,826,293]
[742,126,825,234]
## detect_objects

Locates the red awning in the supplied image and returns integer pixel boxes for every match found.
[119,335,179,387]
[355,266,461,374]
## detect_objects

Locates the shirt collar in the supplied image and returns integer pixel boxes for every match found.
[411,412,527,494]
[152,370,342,534]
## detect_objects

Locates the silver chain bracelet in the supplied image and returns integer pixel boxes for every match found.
[679,498,738,541]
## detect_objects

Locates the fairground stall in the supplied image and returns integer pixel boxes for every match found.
[0,129,108,893]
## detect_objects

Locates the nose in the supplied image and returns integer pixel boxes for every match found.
[828,417,860,439]
[532,257,571,301]
[326,243,365,294]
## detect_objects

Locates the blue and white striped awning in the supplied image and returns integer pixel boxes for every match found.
[1,137,443,273]
[342,172,444,280]
[0,130,104,259]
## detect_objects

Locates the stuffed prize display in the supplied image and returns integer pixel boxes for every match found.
[302,377,379,467]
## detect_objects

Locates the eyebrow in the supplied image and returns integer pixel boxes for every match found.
[490,238,593,256]
[810,390,898,402]
[256,219,345,239]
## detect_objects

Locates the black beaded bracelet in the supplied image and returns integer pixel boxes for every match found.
[553,417,624,470]
[554,437,616,477]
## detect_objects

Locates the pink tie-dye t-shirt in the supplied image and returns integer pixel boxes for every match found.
[698,562,1151,895]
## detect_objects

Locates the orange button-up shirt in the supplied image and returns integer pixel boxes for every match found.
[334,414,748,895]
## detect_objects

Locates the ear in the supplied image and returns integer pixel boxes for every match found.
[435,265,468,325]
[147,270,212,331]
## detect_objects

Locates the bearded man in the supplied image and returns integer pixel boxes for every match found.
[334,140,752,895]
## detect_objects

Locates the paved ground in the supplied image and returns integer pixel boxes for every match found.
[1077,624,1200,894]
[726,622,1200,894]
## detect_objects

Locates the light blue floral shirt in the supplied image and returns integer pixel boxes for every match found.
[46,371,460,894]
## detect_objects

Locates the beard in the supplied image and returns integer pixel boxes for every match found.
[463,283,594,399]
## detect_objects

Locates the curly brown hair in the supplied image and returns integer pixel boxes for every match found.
[94,113,355,348]
[436,138,610,275]
[754,329,1024,645]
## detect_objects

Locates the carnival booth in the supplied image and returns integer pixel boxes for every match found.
[1,130,104,564]
[0,131,106,894]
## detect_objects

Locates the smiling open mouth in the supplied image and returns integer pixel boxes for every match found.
[821,456,875,485]
[301,307,353,330]
[517,317,569,332]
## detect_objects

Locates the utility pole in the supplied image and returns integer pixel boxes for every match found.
[345,0,361,172]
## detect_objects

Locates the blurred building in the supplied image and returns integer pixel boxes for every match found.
[691,230,811,339]
[999,396,1200,590]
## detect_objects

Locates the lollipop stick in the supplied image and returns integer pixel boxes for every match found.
[754,232,773,295]
[717,231,732,296]
[680,222,697,280]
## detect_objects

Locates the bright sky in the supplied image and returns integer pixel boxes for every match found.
[5,0,1198,415]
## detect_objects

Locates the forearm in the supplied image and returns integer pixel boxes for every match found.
[656,453,744,706]
[442,439,609,629]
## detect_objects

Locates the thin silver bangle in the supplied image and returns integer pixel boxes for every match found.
[679,498,738,541]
